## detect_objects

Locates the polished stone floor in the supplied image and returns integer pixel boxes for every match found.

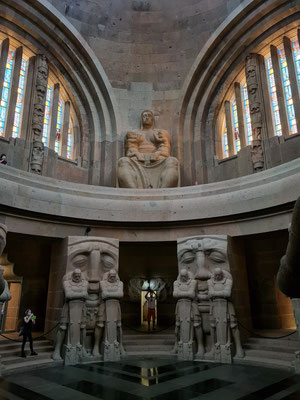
[1,357,300,399]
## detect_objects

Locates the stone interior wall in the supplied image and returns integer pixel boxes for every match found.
[244,229,295,330]
[119,241,178,327]
[4,233,53,332]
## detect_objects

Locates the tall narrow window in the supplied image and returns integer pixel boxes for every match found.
[55,100,63,154]
[42,84,52,145]
[12,58,28,138]
[292,40,300,85]
[278,47,297,134]
[0,50,14,136]
[266,57,282,136]
[242,82,253,144]
[232,99,240,152]
[223,128,228,157]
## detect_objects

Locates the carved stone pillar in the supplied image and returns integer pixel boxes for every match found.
[28,54,49,174]
[48,236,120,365]
[245,54,269,172]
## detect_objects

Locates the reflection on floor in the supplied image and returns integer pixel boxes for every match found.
[0,357,300,399]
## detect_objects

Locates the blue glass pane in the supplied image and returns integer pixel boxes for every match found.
[266,57,282,136]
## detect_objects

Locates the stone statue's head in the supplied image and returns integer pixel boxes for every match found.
[141,110,154,129]
[66,237,119,282]
[213,267,224,281]
[178,268,192,283]
[0,224,7,256]
[107,268,118,283]
[72,268,82,283]
[177,235,229,281]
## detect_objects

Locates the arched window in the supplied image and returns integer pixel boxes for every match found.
[0,33,77,160]
[218,28,300,159]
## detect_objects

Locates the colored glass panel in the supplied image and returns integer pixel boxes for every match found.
[231,99,240,152]
[12,58,28,138]
[0,50,14,136]
[223,128,228,158]
[292,40,300,86]
[278,47,297,134]
[266,57,282,136]
[55,100,63,154]
[242,83,253,144]
[67,132,73,159]
[42,84,52,146]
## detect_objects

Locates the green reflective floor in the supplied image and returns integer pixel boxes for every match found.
[1,357,300,399]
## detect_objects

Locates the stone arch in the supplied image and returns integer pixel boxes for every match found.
[178,0,300,185]
[0,0,121,186]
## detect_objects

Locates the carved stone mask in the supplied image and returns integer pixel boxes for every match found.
[0,224,7,256]
[177,235,229,281]
[66,237,119,283]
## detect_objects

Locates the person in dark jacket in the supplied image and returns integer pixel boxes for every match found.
[0,154,7,165]
[21,309,38,357]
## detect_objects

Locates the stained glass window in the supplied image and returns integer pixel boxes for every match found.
[266,57,282,136]
[67,131,73,159]
[54,100,63,154]
[278,47,297,134]
[12,58,28,138]
[242,83,253,144]
[0,50,14,136]
[292,40,300,85]
[231,99,240,152]
[223,127,228,157]
[42,84,53,146]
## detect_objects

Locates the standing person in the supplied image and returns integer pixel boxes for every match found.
[145,291,157,331]
[20,309,38,357]
[0,154,7,165]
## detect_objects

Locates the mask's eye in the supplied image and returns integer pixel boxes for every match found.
[208,251,225,263]
[181,251,195,264]
[102,253,116,270]
[72,254,88,269]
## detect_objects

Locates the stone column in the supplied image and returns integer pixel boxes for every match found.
[28,54,49,174]
[20,56,35,140]
[245,54,268,172]
[61,101,70,158]
[47,236,120,365]
[4,46,23,139]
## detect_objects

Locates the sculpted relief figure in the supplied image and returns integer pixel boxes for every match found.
[176,235,243,362]
[172,269,200,360]
[100,269,125,361]
[207,268,244,362]
[117,110,179,188]
[52,269,88,364]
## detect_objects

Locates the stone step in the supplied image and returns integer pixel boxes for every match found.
[234,355,293,370]
[123,339,174,345]
[243,343,297,354]
[0,339,51,349]
[123,334,174,340]
[125,351,177,358]
[246,337,299,349]
[243,348,295,362]
[0,344,53,358]
[1,352,53,366]
[3,357,60,376]
[124,344,174,351]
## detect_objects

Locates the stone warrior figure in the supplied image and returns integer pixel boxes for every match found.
[117,110,179,188]
[52,269,89,365]
[100,269,125,361]
[172,269,204,360]
[207,268,244,362]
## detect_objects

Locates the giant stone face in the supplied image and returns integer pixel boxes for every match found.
[177,235,229,280]
[0,224,7,256]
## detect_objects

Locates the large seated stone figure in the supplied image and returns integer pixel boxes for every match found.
[52,269,88,365]
[117,110,179,188]
[0,224,9,296]
[207,268,244,362]
[100,269,124,361]
[172,269,200,360]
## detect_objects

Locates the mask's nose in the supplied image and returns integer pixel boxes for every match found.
[89,250,100,280]
[195,251,211,280]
